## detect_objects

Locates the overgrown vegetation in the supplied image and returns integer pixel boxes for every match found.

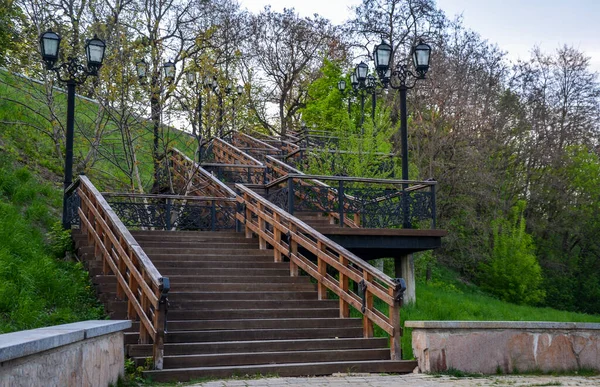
[0,156,104,333]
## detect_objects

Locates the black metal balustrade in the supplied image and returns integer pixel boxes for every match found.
[103,193,237,231]
[203,164,267,185]
[264,174,437,229]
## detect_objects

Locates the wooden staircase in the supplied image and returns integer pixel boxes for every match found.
[75,229,415,382]
[67,131,440,381]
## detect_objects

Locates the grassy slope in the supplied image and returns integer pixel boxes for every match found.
[0,70,196,192]
[0,70,194,332]
[0,157,104,332]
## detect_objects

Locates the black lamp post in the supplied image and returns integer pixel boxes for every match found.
[337,79,351,115]
[373,39,431,228]
[231,84,243,136]
[39,29,106,229]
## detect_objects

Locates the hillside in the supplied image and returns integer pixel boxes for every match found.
[0,70,194,332]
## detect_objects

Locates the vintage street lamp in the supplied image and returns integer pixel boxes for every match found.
[136,59,148,81]
[373,38,432,228]
[163,60,176,83]
[39,29,106,229]
[337,79,353,115]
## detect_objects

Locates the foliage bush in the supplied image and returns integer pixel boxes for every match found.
[478,201,545,305]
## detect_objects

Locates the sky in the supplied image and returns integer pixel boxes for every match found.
[239,0,600,73]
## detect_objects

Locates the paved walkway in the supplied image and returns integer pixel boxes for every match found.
[191,373,600,387]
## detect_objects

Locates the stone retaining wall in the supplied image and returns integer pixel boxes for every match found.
[406,321,600,374]
[0,320,131,387]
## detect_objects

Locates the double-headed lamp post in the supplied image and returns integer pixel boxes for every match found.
[373,39,431,229]
[39,29,106,229]
[373,39,431,187]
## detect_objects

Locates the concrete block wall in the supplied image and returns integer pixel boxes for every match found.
[406,321,600,374]
[0,320,131,387]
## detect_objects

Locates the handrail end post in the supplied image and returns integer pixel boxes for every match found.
[390,277,407,360]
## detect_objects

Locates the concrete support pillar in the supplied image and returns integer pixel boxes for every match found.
[395,254,415,304]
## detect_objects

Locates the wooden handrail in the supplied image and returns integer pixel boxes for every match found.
[77,176,168,369]
[200,163,266,170]
[102,192,237,201]
[213,138,264,166]
[235,184,405,359]
[170,148,236,198]
[233,132,280,153]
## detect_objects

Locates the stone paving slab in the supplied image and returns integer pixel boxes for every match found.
[189,373,600,387]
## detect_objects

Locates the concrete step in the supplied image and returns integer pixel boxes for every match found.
[127,337,389,357]
[167,291,318,301]
[143,360,417,382]
[164,327,364,343]
[153,261,287,269]
[143,248,273,256]
[138,242,258,249]
[139,348,390,368]
[162,318,363,331]
[147,253,274,262]
[166,308,339,320]
[168,299,336,311]
[154,270,292,278]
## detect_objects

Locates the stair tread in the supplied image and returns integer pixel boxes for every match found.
[143,360,416,381]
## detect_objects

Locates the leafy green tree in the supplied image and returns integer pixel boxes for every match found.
[479,201,545,305]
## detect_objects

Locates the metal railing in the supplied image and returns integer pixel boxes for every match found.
[202,163,267,185]
[102,193,237,231]
[265,174,437,229]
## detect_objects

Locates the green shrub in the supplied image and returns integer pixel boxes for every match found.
[478,201,545,305]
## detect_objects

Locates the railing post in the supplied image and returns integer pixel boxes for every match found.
[317,241,327,300]
[362,270,374,338]
[244,193,253,239]
[211,200,216,231]
[287,177,294,215]
[289,225,298,277]
[431,183,436,229]
[273,213,282,262]
[389,278,406,360]
[247,167,251,183]
[153,277,170,370]
[338,180,344,228]
[165,198,172,231]
[258,202,267,250]
[339,255,349,318]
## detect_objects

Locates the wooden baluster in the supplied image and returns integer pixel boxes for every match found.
[245,194,253,239]
[273,213,282,263]
[289,224,298,277]
[339,255,349,318]
[317,241,327,300]
[116,238,127,300]
[126,247,137,319]
[362,270,374,338]
[354,213,361,227]
[152,283,167,370]
[138,271,150,345]
[258,203,266,250]
[389,284,402,360]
